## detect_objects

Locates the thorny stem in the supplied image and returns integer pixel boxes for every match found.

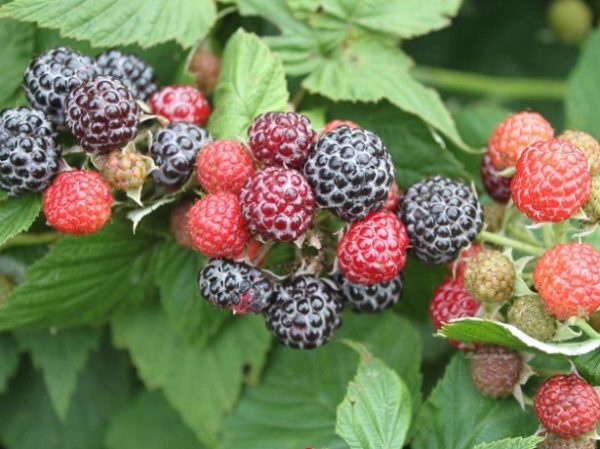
[478,231,544,256]
[2,231,62,250]
[571,318,600,339]
[413,66,567,100]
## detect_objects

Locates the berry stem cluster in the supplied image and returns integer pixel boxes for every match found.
[477,230,544,256]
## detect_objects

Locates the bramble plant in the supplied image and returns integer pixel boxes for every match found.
[0,1,600,449]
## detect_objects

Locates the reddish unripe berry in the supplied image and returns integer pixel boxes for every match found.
[149,85,211,125]
[322,119,359,134]
[169,201,193,248]
[534,374,600,438]
[533,243,600,319]
[337,211,409,285]
[195,140,255,194]
[470,345,522,398]
[187,193,249,258]
[480,153,512,203]
[487,111,554,170]
[430,276,481,350]
[43,170,112,234]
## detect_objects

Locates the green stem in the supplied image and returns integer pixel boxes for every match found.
[413,66,567,100]
[478,231,544,256]
[552,220,569,244]
[292,87,308,111]
[1,231,62,249]
[571,318,600,339]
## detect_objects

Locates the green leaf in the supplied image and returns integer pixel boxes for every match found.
[0,334,20,394]
[412,354,537,449]
[329,102,468,186]
[0,194,41,247]
[0,0,216,48]
[566,29,600,136]
[111,306,270,447]
[0,18,33,106]
[321,0,462,39]
[440,318,600,356]
[336,342,412,449]
[574,351,600,385]
[0,221,157,330]
[473,436,544,449]
[156,242,229,347]
[15,327,101,420]
[221,313,422,449]
[208,29,289,139]
[0,342,131,449]
[105,391,203,449]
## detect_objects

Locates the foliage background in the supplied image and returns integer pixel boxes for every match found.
[0,1,598,448]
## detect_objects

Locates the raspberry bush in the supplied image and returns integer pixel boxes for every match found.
[0,2,599,449]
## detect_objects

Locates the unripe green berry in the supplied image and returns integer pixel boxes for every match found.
[559,130,600,176]
[508,295,557,342]
[583,177,600,223]
[548,0,593,45]
[0,274,14,302]
[464,250,515,303]
[100,149,152,191]
[484,203,505,232]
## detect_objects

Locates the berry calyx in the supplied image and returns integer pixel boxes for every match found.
[470,345,523,398]
[533,243,600,319]
[534,374,600,438]
[100,149,152,191]
[334,272,403,313]
[511,139,591,223]
[304,126,394,222]
[264,275,343,349]
[337,211,409,285]
[401,176,484,265]
[65,75,139,154]
[487,111,554,170]
[507,295,557,342]
[463,250,515,303]
[0,107,61,197]
[187,192,250,258]
[198,259,274,314]
[239,167,315,242]
[430,277,481,350]
[480,153,511,203]
[149,85,211,126]
[248,111,315,168]
[43,170,112,234]
[195,140,255,194]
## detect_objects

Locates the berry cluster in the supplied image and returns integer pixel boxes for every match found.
[426,110,600,447]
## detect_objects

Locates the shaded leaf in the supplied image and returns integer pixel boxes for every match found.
[473,436,544,449]
[0,17,33,105]
[0,334,19,393]
[574,351,600,385]
[0,194,41,247]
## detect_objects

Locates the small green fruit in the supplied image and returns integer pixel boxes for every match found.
[548,0,593,45]
[464,250,515,303]
[508,295,557,342]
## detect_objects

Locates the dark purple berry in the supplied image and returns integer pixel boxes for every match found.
[95,49,157,101]
[481,153,512,203]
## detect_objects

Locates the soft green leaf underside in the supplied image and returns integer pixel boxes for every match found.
[0,194,41,247]
[335,346,412,449]
[0,0,216,48]
[208,29,289,139]
[0,334,19,394]
[440,318,600,356]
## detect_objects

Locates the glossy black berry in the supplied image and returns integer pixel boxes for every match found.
[150,122,211,186]
[95,49,157,101]
[303,126,394,222]
[0,107,61,196]
[401,176,484,265]
[264,275,343,349]
[198,259,274,314]
[23,47,99,127]
[334,272,404,313]
[65,75,139,154]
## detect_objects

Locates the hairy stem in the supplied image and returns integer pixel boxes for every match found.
[478,231,544,256]
[2,231,62,249]
[571,318,600,339]
[413,66,567,100]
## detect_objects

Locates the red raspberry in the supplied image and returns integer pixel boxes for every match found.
[382,183,403,212]
[447,243,484,278]
[195,140,255,194]
[149,85,211,126]
[488,111,554,170]
[187,193,249,258]
[533,243,600,319]
[337,211,409,285]
[511,140,591,222]
[322,119,359,134]
[534,374,600,438]
[430,276,481,350]
[248,112,315,168]
[169,201,193,248]
[470,345,523,398]
[480,153,511,203]
[43,170,112,235]
[239,167,315,241]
